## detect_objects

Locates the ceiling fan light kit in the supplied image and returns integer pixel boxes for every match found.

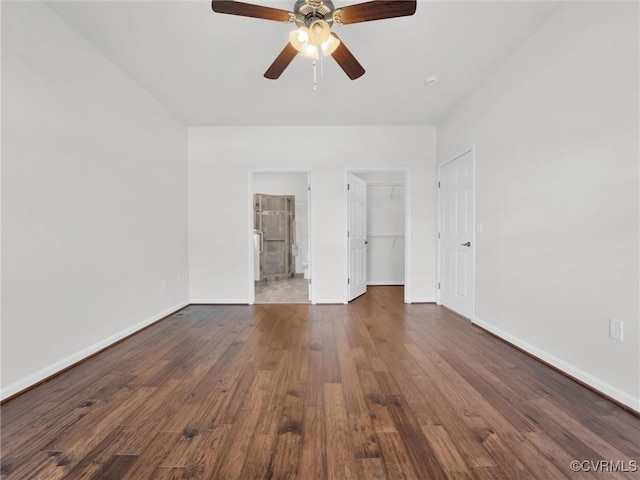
[211,0,417,80]
[308,19,331,45]
[321,33,340,56]
[290,23,340,59]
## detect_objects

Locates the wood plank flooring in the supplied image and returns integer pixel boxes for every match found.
[1,286,638,479]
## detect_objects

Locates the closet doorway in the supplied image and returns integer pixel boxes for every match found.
[251,172,311,304]
[347,170,408,302]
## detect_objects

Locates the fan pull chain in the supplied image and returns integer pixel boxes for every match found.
[313,60,317,90]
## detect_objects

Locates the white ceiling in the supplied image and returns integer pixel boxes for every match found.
[48,0,561,126]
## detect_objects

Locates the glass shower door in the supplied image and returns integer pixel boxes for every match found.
[254,194,295,281]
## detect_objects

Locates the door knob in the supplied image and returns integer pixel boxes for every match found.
[365,240,369,245]
[461,241,471,247]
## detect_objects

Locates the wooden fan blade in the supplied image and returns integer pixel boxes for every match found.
[334,0,416,25]
[211,0,292,22]
[331,36,365,80]
[264,43,298,79]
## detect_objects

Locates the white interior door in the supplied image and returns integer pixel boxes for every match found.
[440,151,474,318]
[348,174,367,301]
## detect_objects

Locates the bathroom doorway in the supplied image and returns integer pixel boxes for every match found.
[254,194,295,280]
[251,172,311,304]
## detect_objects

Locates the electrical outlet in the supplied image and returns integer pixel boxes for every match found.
[609,318,624,341]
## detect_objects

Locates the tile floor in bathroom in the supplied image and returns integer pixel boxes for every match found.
[254,277,310,304]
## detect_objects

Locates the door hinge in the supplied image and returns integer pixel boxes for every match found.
[347,230,350,238]
[438,232,440,239]
[308,185,311,191]
[438,181,441,188]
[438,282,441,289]
[348,278,350,284]
[347,184,350,190]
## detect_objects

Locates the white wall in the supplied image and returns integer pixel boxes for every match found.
[252,173,309,275]
[438,2,639,410]
[1,2,189,398]
[189,126,436,304]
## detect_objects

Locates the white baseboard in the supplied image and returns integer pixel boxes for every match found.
[189,299,249,305]
[315,298,348,304]
[409,296,437,304]
[367,282,405,286]
[192,298,344,305]
[1,300,189,401]
[473,316,640,413]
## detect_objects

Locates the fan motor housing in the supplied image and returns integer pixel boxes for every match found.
[293,0,335,27]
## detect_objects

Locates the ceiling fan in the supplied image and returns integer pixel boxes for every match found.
[211,0,417,80]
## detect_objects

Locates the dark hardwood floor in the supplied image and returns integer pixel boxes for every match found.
[1,286,638,479]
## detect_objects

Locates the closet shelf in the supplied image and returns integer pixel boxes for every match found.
[367,183,405,198]
[366,183,405,187]
[367,235,404,248]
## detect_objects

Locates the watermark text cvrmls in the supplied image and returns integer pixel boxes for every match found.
[570,460,637,473]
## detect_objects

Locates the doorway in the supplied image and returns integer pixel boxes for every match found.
[254,193,295,281]
[347,170,409,303]
[251,172,311,304]
[439,149,474,319]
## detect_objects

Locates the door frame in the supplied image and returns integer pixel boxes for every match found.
[436,146,476,320]
[344,167,411,304]
[248,169,312,304]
